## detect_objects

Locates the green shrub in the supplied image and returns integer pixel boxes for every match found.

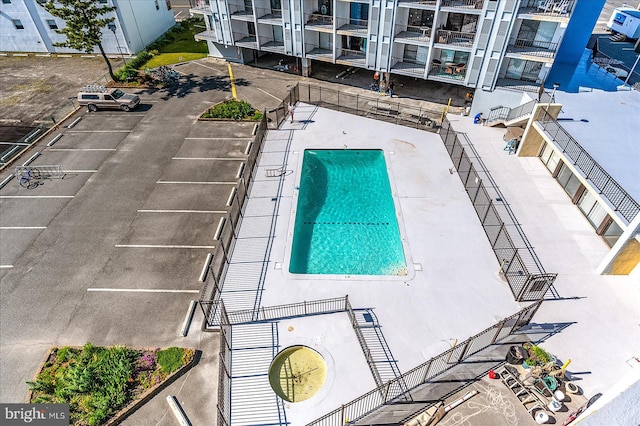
[157,347,184,375]
[203,99,262,120]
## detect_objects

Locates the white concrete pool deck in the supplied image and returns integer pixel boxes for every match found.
[224,104,640,425]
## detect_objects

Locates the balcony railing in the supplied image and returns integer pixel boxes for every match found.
[435,29,475,47]
[233,33,258,48]
[440,0,484,10]
[518,0,574,17]
[537,110,639,223]
[305,45,333,61]
[195,30,218,42]
[429,61,467,80]
[336,48,366,65]
[507,38,558,59]
[305,13,334,27]
[397,0,437,5]
[394,24,432,43]
[256,7,282,21]
[260,39,285,53]
[336,17,369,35]
[390,56,426,76]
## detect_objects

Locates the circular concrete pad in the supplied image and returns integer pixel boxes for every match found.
[269,345,327,403]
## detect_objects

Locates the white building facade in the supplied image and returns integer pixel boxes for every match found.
[0,0,175,55]
[190,0,600,90]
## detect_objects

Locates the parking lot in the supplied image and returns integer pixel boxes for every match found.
[0,57,301,424]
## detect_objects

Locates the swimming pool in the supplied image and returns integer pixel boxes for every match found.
[289,149,407,275]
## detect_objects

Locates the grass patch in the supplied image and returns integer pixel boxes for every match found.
[28,343,194,426]
[145,52,207,69]
[202,99,264,121]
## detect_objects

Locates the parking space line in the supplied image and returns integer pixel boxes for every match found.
[84,114,146,116]
[0,265,13,269]
[62,170,97,173]
[0,226,47,230]
[0,195,74,199]
[184,137,253,140]
[156,181,237,185]
[137,209,226,213]
[115,244,216,249]
[66,130,131,133]
[172,157,244,160]
[49,148,116,151]
[255,87,282,101]
[87,288,199,293]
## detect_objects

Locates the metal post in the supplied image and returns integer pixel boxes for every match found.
[624,52,639,86]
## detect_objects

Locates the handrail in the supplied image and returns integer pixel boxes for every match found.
[306,300,542,425]
[435,29,475,45]
[537,110,640,223]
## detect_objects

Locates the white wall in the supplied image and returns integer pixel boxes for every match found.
[0,0,174,54]
[114,0,175,54]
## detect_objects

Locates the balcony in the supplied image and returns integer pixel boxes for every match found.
[506,38,558,60]
[394,25,432,44]
[305,45,333,62]
[518,0,574,19]
[234,33,258,49]
[305,14,334,32]
[390,56,426,77]
[256,8,282,25]
[260,39,285,53]
[336,48,366,66]
[336,17,368,36]
[434,29,475,47]
[397,0,437,9]
[195,30,218,42]
[428,60,467,81]
[229,4,254,21]
[190,0,212,15]
[440,0,484,11]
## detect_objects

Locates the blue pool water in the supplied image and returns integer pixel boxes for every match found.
[289,149,407,275]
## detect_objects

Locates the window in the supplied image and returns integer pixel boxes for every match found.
[602,220,623,247]
[166,0,172,10]
[539,142,560,172]
[577,190,608,229]
[99,0,108,4]
[108,22,116,32]
[155,0,159,10]
[556,163,582,199]
[46,19,58,29]
[12,19,24,30]
[81,94,100,100]
[2,0,12,4]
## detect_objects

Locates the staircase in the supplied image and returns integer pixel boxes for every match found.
[485,99,537,127]
[353,309,408,394]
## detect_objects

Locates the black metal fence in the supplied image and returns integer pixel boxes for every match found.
[306,300,542,425]
[440,117,556,301]
[536,109,640,224]
[198,111,269,326]
[296,83,441,131]
[217,300,232,426]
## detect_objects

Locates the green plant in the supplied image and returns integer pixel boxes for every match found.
[525,345,552,366]
[203,99,263,121]
[157,347,184,375]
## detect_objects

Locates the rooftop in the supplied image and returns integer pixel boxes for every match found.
[553,88,640,202]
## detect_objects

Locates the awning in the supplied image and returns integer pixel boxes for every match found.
[504,126,525,141]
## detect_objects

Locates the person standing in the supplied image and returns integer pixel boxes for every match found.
[388,80,395,97]
[288,102,295,122]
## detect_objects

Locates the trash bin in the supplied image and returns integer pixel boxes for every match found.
[506,345,529,365]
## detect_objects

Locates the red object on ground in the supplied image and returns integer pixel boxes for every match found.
[488,370,497,379]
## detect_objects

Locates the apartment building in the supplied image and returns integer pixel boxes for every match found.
[190,0,603,90]
[0,0,175,55]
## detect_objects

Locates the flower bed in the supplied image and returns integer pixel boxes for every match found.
[200,99,263,121]
[27,343,195,426]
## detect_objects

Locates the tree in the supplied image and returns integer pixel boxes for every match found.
[42,0,120,81]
